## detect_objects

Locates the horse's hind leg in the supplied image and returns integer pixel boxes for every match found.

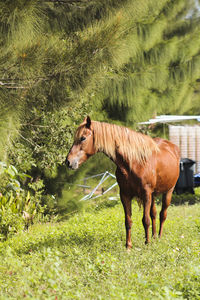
[159,188,173,237]
[150,195,157,238]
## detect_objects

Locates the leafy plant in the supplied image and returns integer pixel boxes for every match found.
[0,162,46,240]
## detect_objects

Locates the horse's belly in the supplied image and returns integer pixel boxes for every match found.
[155,160,179,193]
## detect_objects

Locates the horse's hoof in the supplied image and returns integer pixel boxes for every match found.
[126,243,132,251]
[126,247,132,253]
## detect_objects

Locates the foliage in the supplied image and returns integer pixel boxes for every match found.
[0,162,46,240]
[172,192,200,205]
[0,202,199,299]
[1,0,200,215]
[95,0,200,125]
[9,102,91,173]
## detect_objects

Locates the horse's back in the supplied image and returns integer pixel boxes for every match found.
[154,137,180,159]
[153,137,180,192]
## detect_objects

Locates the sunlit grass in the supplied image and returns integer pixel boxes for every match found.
[0,201,199,299]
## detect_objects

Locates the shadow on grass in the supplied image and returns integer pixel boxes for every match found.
[12,202,120,256]
[155,193,200,206]
[13,229,103,256]
[56,198,119,222]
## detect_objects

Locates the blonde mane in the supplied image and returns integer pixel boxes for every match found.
[76,120,159,165]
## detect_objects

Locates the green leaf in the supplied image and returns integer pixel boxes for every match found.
[6,165,18,178]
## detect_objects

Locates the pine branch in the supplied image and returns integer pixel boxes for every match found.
[43,0,89,4]
[43,0,89,2]
[0,81,27,89]
[17,132,41,149]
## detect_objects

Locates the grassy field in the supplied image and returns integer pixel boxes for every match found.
[0,200,199,299]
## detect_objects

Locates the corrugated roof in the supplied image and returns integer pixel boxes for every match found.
[139,115,200,125]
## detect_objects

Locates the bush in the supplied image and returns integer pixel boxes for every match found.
[0,162,46,240]
[172,192,200,206]
[0,200,24,240]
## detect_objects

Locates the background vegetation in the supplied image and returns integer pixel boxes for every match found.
[0,0,200,234]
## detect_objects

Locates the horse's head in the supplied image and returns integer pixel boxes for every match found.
[66,116,96,170]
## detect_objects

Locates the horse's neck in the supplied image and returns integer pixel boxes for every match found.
[94,122,156,168]
[94,125,127,164]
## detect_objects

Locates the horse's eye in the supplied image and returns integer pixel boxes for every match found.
[80,136,86,142]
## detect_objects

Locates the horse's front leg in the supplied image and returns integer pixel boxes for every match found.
[142,190,152,244]
[120,191,132,249]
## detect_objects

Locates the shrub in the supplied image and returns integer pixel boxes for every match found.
[0,162,46,240]
[172,192,200,206]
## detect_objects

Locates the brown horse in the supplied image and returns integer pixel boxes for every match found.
[66,116,180,249]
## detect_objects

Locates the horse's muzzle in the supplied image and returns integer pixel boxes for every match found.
[65,158,78,170]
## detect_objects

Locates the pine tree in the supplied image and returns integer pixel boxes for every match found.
[94,0,200,124]
[0,0,200,176]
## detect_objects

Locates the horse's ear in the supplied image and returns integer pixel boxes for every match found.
[85,116,91,129]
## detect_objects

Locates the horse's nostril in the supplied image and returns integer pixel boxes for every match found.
[65,159,71,168]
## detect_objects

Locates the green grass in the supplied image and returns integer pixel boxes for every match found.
[0,201,199,299]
